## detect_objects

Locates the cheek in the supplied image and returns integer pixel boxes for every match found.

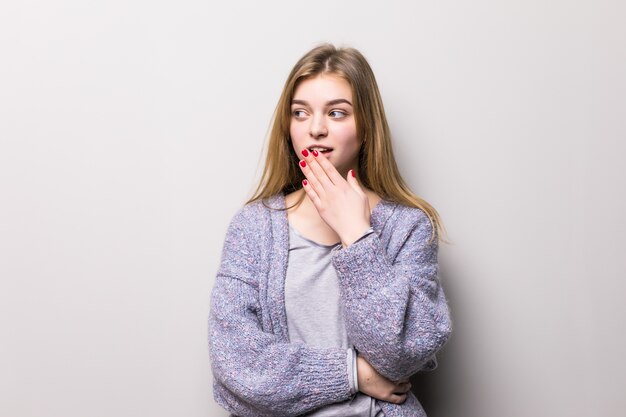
[333,124,359,146]
[290,123,307,143]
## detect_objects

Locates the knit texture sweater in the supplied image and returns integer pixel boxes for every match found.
[208,192,453,417]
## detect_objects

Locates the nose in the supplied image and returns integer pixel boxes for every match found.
[309,114,328,138]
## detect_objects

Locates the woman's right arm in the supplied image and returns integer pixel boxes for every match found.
[208,206,354,417]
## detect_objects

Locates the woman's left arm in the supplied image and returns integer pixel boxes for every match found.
[297,150,451,381]
[331,211,453,382]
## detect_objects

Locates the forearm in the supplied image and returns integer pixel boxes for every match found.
[210,275,354,416]
[331,227,452,381]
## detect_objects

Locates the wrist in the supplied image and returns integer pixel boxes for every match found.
[341,224,374,249]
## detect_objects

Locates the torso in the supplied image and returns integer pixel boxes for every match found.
[285,189,382,246]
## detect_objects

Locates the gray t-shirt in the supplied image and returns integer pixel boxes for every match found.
[285,222,384,417]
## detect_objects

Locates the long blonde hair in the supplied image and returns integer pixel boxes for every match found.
[246,43,449,245]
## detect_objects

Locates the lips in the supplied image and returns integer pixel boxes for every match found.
[307,146,333,154]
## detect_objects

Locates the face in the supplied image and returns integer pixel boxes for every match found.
[289,74,361,176]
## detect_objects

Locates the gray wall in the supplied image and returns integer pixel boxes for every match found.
[1,1,624,416]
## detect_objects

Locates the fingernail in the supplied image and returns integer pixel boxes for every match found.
[312,149,319,157]
[351,169,356,177]
[301,149,309,157]
[302,179,308,186]
[299,160,306,168]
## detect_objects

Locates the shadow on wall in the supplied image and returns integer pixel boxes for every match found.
[411,362,451,416]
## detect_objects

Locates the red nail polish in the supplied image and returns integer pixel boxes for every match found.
[301,149,309,157]
[302,179,308,186]
[299,160,306,168]
[312,150,319,157]
[351,169,356,177]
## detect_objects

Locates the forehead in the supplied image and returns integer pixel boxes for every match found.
[292,74,352,102]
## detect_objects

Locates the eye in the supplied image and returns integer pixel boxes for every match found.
[329,110,347,118]
[292,109,307,119]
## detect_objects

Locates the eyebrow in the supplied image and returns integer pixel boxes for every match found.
[291,98,353,107]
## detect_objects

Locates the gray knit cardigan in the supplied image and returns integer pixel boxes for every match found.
[208,192,453,417]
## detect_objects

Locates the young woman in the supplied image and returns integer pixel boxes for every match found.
[208,44,453,417]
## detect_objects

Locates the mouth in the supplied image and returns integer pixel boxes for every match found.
[307,146,333,155]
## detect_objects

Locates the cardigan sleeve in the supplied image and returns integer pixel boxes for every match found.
[330,209,453,382]
[208,206,353,417]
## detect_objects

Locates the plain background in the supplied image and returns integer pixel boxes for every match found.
[1,1,624,416]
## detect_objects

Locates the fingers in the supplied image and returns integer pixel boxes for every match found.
[394,382,412,394]
[309,149,345,185]
[294,149,346,187]
[300,149,334,194]
[346,169,367,200]
[301,178,321,208]
[300,159,325,203]
[389,393,408,404]
[355,354,411,405]
[388,381,411,404]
